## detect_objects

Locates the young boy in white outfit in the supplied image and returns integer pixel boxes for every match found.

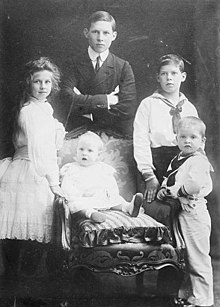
[60,131,143,223]
[157,116,214,307]
[133,54,198,203]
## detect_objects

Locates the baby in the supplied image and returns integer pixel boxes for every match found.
[60,131,143,223]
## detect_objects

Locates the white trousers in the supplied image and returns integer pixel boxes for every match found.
[178,207,214,306]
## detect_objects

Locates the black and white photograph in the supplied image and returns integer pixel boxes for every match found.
[0,0,219,306]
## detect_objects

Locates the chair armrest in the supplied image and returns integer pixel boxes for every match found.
[143,199,185,249]
[55,197,71,250]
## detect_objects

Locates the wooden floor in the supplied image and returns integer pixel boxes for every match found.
[0,257,219,306]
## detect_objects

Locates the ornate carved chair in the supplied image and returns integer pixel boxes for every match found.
[54,131,186,295]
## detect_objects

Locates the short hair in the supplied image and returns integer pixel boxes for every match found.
[157,54,185,73]
[87,11,116,31]
[177,116,206,137]
[77,131,104,151]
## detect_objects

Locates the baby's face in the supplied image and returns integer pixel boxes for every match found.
[76,139,101,166]
[176,125,205,156]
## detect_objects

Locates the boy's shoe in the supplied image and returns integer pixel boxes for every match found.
[90,211,106,223]
[130,193,144,217]
[171,298,195,307]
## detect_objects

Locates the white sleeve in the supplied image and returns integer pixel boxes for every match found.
[19,107,59,186]
[133,100,155,177]
[54,119,66,150]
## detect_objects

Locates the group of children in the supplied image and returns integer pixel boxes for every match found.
[0,10,214,307]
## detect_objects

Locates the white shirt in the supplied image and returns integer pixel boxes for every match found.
[133,91,198,174]
[88,46,109,69]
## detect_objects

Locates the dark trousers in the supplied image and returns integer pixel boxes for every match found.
[137,146,182,296]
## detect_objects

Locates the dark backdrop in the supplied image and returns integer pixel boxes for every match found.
[0,0,219,256]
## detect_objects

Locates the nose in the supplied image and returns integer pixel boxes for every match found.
[185,137,191,143]
[40,81,45,89]
[97,33,104,41]
[167,73,172,80]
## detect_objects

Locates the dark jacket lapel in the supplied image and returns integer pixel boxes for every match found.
[77,52,115,90]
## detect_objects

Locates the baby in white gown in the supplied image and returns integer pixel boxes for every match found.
[60,131,143,223]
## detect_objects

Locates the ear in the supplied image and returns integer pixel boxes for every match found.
[156,73,160,83]
[98,150,103,161]
[83,28,89,39]
[112,31,117,41]
[181,72,187,82]
[176,135,178,143]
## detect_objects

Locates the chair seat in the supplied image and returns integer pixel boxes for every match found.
[70,210,172,248]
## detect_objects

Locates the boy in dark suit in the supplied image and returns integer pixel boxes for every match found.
[60,11,137,138]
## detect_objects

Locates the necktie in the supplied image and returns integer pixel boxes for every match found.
[169,100,185,133]
[95,55,101,73]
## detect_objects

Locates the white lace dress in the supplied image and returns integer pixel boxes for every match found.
[0,98,65,243]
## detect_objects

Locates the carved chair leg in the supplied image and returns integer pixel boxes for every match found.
[136,272,144,294]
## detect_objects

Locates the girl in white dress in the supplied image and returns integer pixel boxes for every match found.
[0,57,66,244]
[60,131,143,223]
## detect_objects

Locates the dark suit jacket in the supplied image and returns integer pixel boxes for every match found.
[60,51,137,137]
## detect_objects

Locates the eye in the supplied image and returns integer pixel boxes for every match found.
[45,80,51,84]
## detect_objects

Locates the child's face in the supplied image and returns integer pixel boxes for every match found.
[157,64,186,95]
[30,70,52,100]
[83,21,117,54]
[176,125,205,156]
[76,139,101,166]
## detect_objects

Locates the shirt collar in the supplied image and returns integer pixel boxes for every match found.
[28,95,47,104]
[88,46,109,62]
[152,90,187,106]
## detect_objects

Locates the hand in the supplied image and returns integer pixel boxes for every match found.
[157,187,168,201]
[166,185,179,198]
[179,196,196,212]
[144,177,160,203]
[50,185,66,198]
